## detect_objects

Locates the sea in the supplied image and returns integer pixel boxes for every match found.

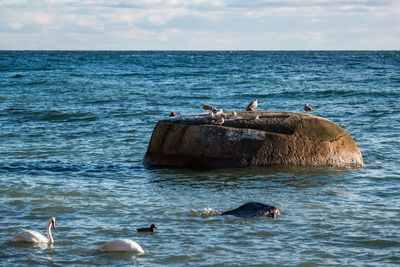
[0,51,399,266]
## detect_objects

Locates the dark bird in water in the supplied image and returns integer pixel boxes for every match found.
[169,112,177,117]
[303,104,314,113]
[246,99,258,111]
[202,103,214,111]
[137,224,157,232]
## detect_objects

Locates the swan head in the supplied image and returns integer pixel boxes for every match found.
[49,217,56,228]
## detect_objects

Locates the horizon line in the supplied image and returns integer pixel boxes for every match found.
[1,49,399,52]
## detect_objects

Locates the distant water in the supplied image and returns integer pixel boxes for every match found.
[1,51,399,266]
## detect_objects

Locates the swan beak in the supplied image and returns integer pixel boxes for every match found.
[52,221,56,228]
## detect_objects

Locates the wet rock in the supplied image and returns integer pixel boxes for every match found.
[142,111,363,169]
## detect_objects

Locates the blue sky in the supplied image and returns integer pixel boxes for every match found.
[0,0,399,50]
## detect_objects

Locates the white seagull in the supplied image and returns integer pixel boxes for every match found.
[213,108,223,116]
[250,114,259,120]
[215,117,225,126]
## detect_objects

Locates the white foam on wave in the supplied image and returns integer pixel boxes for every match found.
[190,208,221,217]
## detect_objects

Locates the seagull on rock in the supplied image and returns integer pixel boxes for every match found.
[246,99,258,111]
[250,114,259,120]
[303,104,314,113]
[215,117,224,126]
[213,108,223,116]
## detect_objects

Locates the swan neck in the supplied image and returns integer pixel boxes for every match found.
[46,220,54,243]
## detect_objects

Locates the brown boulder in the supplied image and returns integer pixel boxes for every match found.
[142,111,363,169]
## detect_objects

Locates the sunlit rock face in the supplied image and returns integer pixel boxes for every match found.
[142,111,363,169]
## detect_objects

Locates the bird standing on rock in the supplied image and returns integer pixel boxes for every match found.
[250,114,259,120]
[215,117,224,126]
[202,104,214,111]
[213,108,223,116]
[303,104,314,112]
[246,99,258,111]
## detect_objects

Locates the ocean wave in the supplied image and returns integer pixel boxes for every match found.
[189,208,221,217]
[0,162,83,174]
[0,161,140,176]
[27,80,47,85]
[5,108,97,122]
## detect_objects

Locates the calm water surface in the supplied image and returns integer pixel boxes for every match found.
[0,51,399,266]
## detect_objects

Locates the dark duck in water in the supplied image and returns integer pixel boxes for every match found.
[137,224,157,232]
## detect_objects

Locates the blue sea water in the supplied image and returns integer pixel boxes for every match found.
[0,51,399,266]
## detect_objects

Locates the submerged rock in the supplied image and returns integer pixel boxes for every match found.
[142,111,363,169]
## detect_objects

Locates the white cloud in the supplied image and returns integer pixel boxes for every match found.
[31,13,53,25]
[0,0,399,49]
[8,22,23,30]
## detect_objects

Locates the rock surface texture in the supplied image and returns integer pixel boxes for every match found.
[142,111,363,169]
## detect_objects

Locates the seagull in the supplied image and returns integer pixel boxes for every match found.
[303,104,314,112]
[213,108,223,116]
[250,114,259,120]
[246,99,258,111]
[215,117,224,126]
[202,104,214,111]
[232,111,237,118]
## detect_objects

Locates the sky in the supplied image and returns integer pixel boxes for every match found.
[0,0,399,50]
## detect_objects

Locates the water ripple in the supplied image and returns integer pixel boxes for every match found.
[0,51,399,266]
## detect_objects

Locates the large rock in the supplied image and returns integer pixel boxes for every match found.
[142,111,363,169]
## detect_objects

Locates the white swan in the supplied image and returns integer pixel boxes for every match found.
[96,239,144,253]
[11,217,56,243]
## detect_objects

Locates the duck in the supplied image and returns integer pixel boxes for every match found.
[137,224,157,232]
[96,239,144,253]
[11,217,56,243]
